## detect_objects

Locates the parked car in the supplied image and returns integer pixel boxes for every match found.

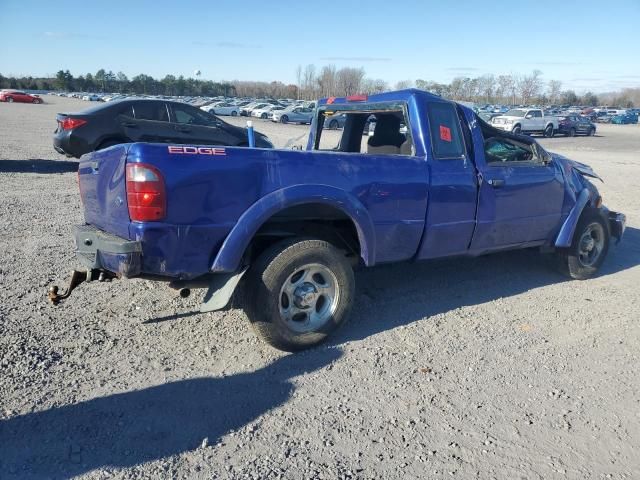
[202,102,240,116]
[611,113,638,124]
[322,112,347,129]
[491,108,558,137]
[478,112,501,123]
[53,99,273,158]
[252,105,284,119]
[82,94,102,102]
[272,106,314,124]
[0,90,43,104]
[50,89,625,351]
[241,102,270,116]
[557,115,596,136]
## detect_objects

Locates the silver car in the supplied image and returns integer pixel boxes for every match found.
[272,106,314,124]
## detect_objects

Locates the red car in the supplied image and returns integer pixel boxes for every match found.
[0,90,43,104]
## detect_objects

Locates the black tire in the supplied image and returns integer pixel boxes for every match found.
[588,127,595,136]
[261,113,268,119]
[97,139,124,151]
[543,124,554,137]
[569,128,576,137]
[281,115,289,124]
[231,111,238,116]
[557,210,610,280]
[329,120,338,129]
[244,238,355,351]
[512,125,521,135]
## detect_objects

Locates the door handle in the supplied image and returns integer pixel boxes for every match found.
[487,178,505,188]
[121,122,137,128]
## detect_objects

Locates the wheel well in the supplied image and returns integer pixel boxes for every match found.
[244,203,362,265]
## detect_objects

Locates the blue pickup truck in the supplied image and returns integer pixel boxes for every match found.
[50,89,626,351]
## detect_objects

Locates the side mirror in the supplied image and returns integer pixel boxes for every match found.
[525,114,533,119]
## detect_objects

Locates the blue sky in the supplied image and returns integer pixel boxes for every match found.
[1,0,639,92]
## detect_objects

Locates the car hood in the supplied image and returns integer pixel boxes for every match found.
[552,153,603,182]
[494,115,523,120]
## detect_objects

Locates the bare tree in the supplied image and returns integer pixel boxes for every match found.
[361,78,388,94]
[317,65,337,97]
[336,67,365,96]
[517,70,543,104]
[394,80,414,90]
[478,74,495,103]
[302,64,317,100]
[295,65,302,100]
[548,80,562,104]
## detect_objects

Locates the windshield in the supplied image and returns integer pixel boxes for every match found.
[504,109,526,117]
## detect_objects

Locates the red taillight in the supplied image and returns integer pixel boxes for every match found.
[346,94,368,102]
[126,163,166,221]
[60,117,87,130]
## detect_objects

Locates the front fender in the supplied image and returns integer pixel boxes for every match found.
[555,188,590,248]
[210,185,376,272]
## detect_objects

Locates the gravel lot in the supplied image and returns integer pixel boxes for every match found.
[1,96,639,480]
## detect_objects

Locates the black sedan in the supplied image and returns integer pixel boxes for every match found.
[53,99,273,158]
[557,115,596,137]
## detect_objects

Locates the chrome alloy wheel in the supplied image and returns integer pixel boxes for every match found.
[578,222,605,267]
[278,263,339,333]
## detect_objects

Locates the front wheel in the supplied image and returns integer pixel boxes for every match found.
[512,125,521,135]
[588,127,595,136]
[280,115,289,124]
[7,97,14,103]
[557,210,610,280]
[569,128,576,137]
[244,238,355,351]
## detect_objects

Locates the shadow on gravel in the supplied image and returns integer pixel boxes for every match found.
[336,226,640,345]
[0,348,341,478]
[0,159,78,174]
[142,310,201,324]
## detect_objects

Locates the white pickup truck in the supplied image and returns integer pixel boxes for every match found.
[490,108,558,137]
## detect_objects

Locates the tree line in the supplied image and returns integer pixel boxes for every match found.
[0,67,637,107]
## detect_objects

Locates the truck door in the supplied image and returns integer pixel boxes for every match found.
[417,102,478,259]
[470,128,565,251]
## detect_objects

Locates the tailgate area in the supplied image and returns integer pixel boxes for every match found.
[78,145,131,239]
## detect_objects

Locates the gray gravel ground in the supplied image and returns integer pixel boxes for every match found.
[1,96,639,479]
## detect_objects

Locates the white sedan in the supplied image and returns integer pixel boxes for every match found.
[252,105,284,119]
[202,102,239,116]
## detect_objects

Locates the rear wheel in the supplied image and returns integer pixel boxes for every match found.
[543,124,554,137]
[244,238,355,351]
[231,110,238,116]
[261,113,268,119]
[329,120,339,129]
[33,98,40,104]
[557,210,610,279]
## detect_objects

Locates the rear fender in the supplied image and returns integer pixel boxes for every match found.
[555,188,590,248]
[210,185,376,272]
